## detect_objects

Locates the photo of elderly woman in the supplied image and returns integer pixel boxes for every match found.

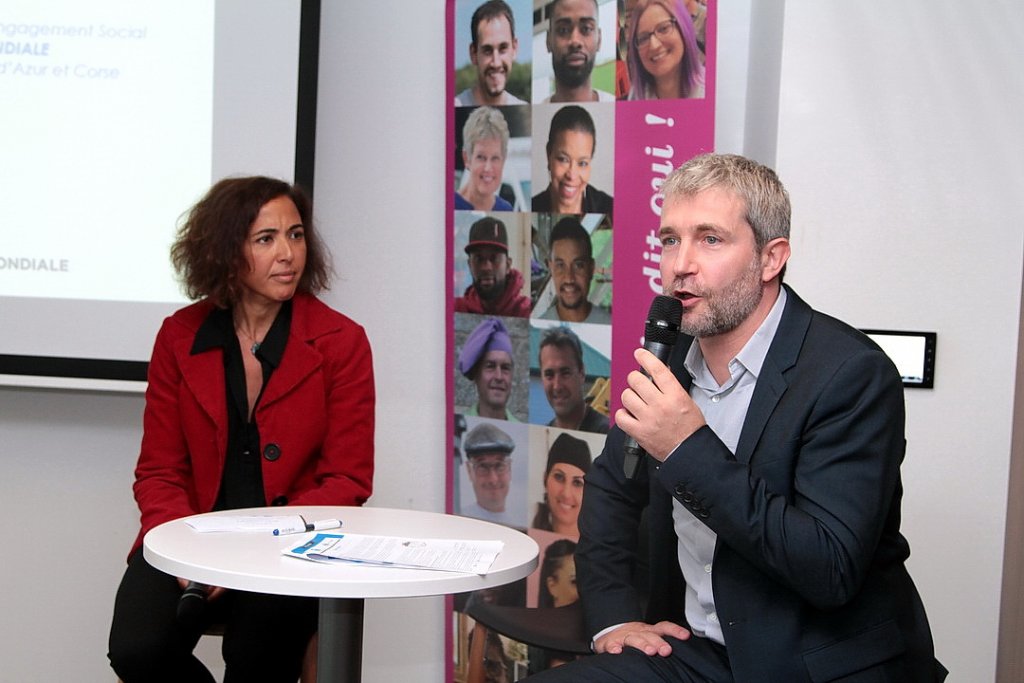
[455,105,531,212]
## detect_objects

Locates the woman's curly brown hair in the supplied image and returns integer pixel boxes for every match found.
[170,176,332,307]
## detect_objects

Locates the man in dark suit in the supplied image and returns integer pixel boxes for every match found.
[527,154,945,681]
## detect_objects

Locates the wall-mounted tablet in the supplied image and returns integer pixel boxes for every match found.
[861,330,937,389]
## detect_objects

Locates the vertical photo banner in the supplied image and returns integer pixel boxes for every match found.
[446,1,716,679]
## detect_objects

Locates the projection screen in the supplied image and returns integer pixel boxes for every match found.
[0,0,318,391]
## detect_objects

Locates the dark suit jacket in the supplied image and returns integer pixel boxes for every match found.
[129,292,375,556]
[577,286,943,682]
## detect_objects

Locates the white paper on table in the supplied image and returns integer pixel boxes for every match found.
[185,514,306,533]
[282,532,503,575]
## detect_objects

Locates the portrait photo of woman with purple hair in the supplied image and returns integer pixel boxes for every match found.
[624,0,705,100]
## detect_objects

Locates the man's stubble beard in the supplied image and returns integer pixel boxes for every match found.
[553,51,594,89]
[675,255,764,339]
[477,275,508,302]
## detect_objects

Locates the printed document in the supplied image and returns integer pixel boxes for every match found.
[283,533,503,575]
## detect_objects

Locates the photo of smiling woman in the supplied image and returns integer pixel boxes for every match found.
[531,104,613,215]
[531,432,591,539]
[625,0,705,100]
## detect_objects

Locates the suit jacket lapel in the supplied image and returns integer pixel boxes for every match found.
[669,334,695,390]
[178,339,227,430]
[259,339,321,409]
[733,286,812,463]
[258,294,325,410]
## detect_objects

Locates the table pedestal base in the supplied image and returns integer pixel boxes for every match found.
[317,597,364,682]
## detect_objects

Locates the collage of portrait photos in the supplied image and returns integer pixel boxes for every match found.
[448,0,713,680]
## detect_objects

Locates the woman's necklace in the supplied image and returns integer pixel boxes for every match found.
[236,326,263,356]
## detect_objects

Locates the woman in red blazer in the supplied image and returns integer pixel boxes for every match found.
[108,177,374,683]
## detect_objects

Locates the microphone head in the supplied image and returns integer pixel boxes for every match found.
[176,582,208,629]
[644,295,683,345]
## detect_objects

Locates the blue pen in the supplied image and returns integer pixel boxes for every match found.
[273,518,343,535]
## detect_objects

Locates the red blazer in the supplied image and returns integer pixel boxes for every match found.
[129,292,374,555]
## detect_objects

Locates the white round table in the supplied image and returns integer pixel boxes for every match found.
[144,505,538,682]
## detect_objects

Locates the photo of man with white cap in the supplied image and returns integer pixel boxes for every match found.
[460,421,518,524]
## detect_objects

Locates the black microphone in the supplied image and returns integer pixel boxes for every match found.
[176,581,208,629]
[623,295,683,479]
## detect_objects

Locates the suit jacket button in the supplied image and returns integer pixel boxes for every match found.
[271,495,288,506]
[674,485,686,496]
[263,443,281,461]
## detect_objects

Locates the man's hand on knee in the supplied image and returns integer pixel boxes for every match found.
[594,621,691,657]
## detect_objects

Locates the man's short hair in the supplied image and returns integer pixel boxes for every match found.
[470,0,516,46]
[548,216,593,260]
[661,153,791,251]
[549,0,599,27]
[539,326,584,372]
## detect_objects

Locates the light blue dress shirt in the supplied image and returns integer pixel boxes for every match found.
[672,288,787,644]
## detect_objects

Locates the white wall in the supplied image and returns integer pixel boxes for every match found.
[771,3,1024,681]
[0,387,144,681]
[0,1,1020,681]
[311,0,450,680]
